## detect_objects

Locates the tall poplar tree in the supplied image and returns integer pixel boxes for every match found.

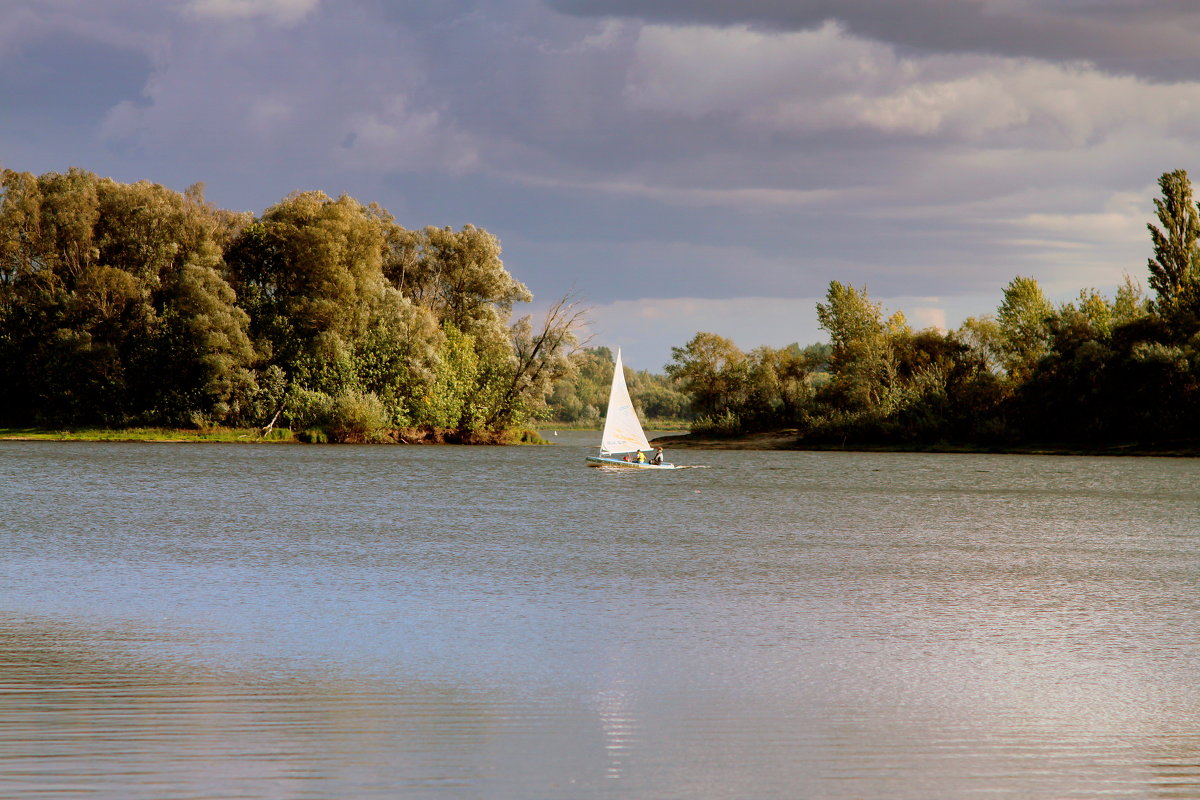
[1146,169,1200,307]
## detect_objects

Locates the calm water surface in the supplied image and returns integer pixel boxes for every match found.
[1,436,1199,798]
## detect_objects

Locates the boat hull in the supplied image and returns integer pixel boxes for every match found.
[586,456,676,470]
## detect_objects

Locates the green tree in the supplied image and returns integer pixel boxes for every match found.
[226,191,389,347]
[389,224,532,339]
[409,323,482,429]
[483,296,586,429]
[815,281,904,410]
[152,261,256,425]
[0,169,259,426]
[996,276,1053,381]
[1146,169,1200,309]
[957,315,1004,374]
[666,332,747,421]
[1112,274,1149,326]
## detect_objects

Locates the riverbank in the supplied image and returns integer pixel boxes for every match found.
[652,430,1200,457]
[0,427,289,443]
[9,426,1193,456]
[0,426,548,445]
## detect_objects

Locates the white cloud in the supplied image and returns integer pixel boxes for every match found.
[337,96,480,174]
[1011,188,1150,246]
[186,0,319,25]
[549,0,1200,79]
[538,18,630,55]
[907,306,948,332]
[509,172,849,208]
[626,22,871,117]
[626,22,1200,146]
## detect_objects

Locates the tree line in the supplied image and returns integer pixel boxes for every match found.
[8,164,1199,450]
[0,167,581,441]
[627,169,1200,450]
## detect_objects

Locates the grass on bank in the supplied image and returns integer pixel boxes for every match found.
[0,426,553,445]
[0,426,299,442]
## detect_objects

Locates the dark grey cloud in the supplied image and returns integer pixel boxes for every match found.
[548,0,1200,79]
[0,36,149,122]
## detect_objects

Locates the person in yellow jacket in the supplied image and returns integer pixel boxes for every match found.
[635,450,646,463]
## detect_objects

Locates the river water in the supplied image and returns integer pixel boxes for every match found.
[1,435,1198,799]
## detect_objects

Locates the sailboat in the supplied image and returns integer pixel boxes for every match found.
[585,349,676,469]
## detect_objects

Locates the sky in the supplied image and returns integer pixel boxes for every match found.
[3,0,1199,371]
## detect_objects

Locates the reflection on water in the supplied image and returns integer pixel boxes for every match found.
[2,440,1200,798]
[0,621,602,798]
[593,678,638,781]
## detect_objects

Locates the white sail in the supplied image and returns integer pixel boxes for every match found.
[599,348,652,454]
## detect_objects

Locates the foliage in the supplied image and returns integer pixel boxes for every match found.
[665,333,747,419]
[326,389,391,443]
[641,168,1200,451]
[662,336,829,433]
[996,276,1053,382]
[1147,169,1200,310]
[0,166,582,440]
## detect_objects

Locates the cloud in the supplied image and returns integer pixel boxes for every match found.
[185,0,320,25]
[625,22,1200,147]
[337,96,481,174]
[549,0,1200,79]
[906,305,948,332]
[95,2,478,185]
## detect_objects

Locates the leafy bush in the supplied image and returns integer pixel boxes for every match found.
[326,389,390,443]
[285,388,334,431]
[691,409,742,436]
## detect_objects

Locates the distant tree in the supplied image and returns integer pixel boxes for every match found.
[1112,274,1150,326]
[996,276,1053,381]
[738,344,815,427]
[815,281,906,410]
[666,332,746,420]
[956,315,1004,374]
[1072,288,1114,338]
[545,347,612,423]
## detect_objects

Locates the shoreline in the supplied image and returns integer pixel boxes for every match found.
[5,427,1197,457]
[651,430,1200,457]
[0,426,545,445]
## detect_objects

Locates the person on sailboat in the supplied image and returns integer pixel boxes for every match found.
[651,447,664,465]
[635,450,646,463]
